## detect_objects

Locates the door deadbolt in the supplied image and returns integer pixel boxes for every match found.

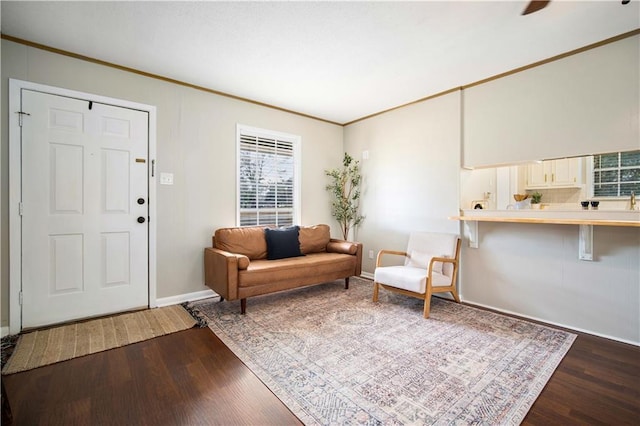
[137,198,145,205]
[137,216,146,224]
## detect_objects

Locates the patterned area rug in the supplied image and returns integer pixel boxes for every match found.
[191,277,576,425]
[2,305,197,375]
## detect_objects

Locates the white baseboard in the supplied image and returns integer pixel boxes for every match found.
[360,272,374,280]
[1,326,9,338]
[156,289,220,307]
[462,300,640,347]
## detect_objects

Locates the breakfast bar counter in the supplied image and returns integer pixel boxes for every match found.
[450,209,640,260]
[450,209,640,227]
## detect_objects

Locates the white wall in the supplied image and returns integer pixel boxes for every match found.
[0,39,343,327]
[463,35,639,168]
[461,223,640,344]
[344,91,461,274]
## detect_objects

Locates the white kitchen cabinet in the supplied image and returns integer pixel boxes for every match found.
[526,158,582,189]
[552,158,581,186]
[527,162,551,187]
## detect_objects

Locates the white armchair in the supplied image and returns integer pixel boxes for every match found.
[373,232,461,318]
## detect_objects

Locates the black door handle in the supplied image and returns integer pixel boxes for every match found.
[137,198,145,205]
[137,216,146,224]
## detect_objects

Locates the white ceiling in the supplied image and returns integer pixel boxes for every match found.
[2,1,639,124]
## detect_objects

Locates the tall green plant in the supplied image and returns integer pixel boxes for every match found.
[325,153,364,240]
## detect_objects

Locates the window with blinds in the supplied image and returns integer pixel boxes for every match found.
[237,125,300,227]
[593,150,640,197]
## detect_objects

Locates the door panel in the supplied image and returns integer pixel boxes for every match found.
[103,149,130,213]
[22,90,149,328]
[50,143,84,213]
[101,232,130,287]
[49,234,84,294]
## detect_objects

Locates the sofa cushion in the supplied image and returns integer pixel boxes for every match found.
[239,252,357,288]
[299,224,330,254]
[215,226,268,260]
[265,226,304,260]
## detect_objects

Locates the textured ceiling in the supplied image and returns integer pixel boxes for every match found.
[2,1,639,124]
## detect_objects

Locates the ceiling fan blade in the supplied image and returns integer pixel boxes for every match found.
[522,0,550,15]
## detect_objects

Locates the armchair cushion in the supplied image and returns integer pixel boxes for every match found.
[406,250,444,274]
[265,226,304,260]
[374,266,451,294]
[406,232,458,277]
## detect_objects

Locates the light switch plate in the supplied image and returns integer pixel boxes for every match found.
[160,172,174,185]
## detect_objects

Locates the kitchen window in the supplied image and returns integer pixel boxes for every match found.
[592,150,640,197]
[237,125,301,227]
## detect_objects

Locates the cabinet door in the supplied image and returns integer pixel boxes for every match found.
[552,158,581,186]
[527,162,551,188]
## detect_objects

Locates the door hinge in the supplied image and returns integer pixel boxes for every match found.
[16,111,31,127]
[18,202,23,216]
[19,291,23,306]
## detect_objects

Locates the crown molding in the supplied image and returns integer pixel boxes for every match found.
[3,28,638,127]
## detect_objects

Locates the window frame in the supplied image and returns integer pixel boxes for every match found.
[236,124,301,227]
[588,150,640,199]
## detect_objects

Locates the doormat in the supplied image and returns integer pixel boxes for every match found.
[2,305,197,375]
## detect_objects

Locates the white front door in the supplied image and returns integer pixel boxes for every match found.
[21,89,150,328]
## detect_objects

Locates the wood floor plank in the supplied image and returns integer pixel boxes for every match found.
[2,320,639,425]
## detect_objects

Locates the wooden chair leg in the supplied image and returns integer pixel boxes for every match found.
[423,287,433,318]
[451,289,460,303]
[344,277,350,289]
[423,296,432,318]
[240,298,247,315]
[372,281,379,302]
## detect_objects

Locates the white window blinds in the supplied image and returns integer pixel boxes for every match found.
[237,126,300,227]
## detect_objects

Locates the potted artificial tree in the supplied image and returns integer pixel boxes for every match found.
[325,152,364,240]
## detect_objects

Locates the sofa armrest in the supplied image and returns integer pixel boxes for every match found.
[327,239,358,254]
[204,247,241,300]
[327,239,363,277]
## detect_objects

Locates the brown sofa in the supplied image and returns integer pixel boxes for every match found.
[204,224,362,314]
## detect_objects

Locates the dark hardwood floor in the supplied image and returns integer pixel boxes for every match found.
[2,327,302,425]
[523,332,639,425]
[2,319,639,425]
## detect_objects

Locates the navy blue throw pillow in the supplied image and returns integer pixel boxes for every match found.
[265,226,304,260]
